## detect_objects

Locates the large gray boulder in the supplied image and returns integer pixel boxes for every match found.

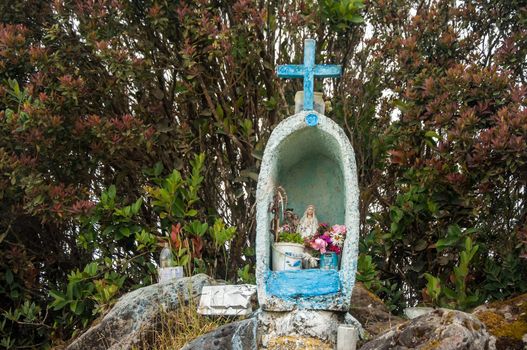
[181,317,257,350]
[67,274,214,350]
[360,308,496,350]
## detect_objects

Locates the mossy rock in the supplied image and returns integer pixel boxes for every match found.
[267,336,332,350]
[360,309,495,350]
[473,293,527,350]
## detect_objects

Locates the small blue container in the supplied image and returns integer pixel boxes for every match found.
[319,252,339,270]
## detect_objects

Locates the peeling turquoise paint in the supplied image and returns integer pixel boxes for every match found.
[266,269,340,299]
[276,39,341,121]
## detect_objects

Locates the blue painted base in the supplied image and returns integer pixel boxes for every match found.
[266,269,340,299]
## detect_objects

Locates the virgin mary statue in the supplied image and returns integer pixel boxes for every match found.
[298,205,318,239]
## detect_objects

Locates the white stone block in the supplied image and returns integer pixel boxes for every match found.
[294,91,325,114]
[197,285,257,316]
[158,267,184,283]
[337,324,358,350]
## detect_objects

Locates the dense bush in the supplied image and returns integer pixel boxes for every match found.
[0,0,526,347]
[348,0,527,312]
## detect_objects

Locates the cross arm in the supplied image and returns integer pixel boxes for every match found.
[314,64,342,78]
[276,65,305,78]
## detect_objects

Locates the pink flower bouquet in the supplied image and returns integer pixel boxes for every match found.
[309,223,346,254]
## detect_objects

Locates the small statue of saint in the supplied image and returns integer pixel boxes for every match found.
[298,204,318,239]
[283,208,300,232]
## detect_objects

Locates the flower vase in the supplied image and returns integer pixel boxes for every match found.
[319,252,339,270]
[272,242,304,271]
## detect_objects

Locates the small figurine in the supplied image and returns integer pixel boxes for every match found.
[298,205,318,239]
[283,208,300,232]
[302,251,319,268]
[269,186,288,242]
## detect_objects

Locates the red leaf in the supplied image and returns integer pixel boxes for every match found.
[191,236,203,259]
[388,150,406,165]
[171,223,182,249]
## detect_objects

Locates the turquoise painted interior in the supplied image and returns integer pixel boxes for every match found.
[266,269,340,298]
[276,127,345,226]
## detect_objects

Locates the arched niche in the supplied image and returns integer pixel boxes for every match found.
[255,111,360,311]
[277,126,345,226]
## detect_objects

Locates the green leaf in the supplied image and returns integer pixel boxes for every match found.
[390,207,403,223]
[185,221,208,236]
[119,227,131,237]
[436,224,463,251]
[153,162,164,176]
[131,198,143,214]
[172,198,185,218]
[179,254,189,267]
[447,225,462,238]
[83,262,98,276]
[69,300,78,313]
[49,290,70,310]
[49,289,66,301]
[70,301,85,315]
[251,149,263,160]
[442,285,456,299]
[103,225,115,236]
[5,270,13,285]
[427,200,438,214]
[215,105,224,119]
[465,294,480,306]
[436,236,460,252]
[350,14,364,23]
[108,185,116,200]
[425,130,440,139]
[424,273,441,302]
[186,209,198,217]
[210,219,236,248]
[278,232,303,244]
[51,298,70,311]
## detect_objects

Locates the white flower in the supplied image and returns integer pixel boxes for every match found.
[331,233,344,248]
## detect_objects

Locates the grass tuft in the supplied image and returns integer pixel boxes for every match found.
[136,297,230,350]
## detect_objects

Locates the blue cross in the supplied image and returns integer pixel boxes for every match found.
[277,39,342,126]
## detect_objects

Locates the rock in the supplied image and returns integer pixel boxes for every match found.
[349,282,405,338]
[267,335,332,350]
[258,309,349,348]
[404,307,435,319]
[473,293,527,350]
[181,317,257,350]
[66,274,214,350]
[183,308,361,349]
[360,308,496,350]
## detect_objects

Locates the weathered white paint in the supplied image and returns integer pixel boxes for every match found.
[255,110,360,311]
